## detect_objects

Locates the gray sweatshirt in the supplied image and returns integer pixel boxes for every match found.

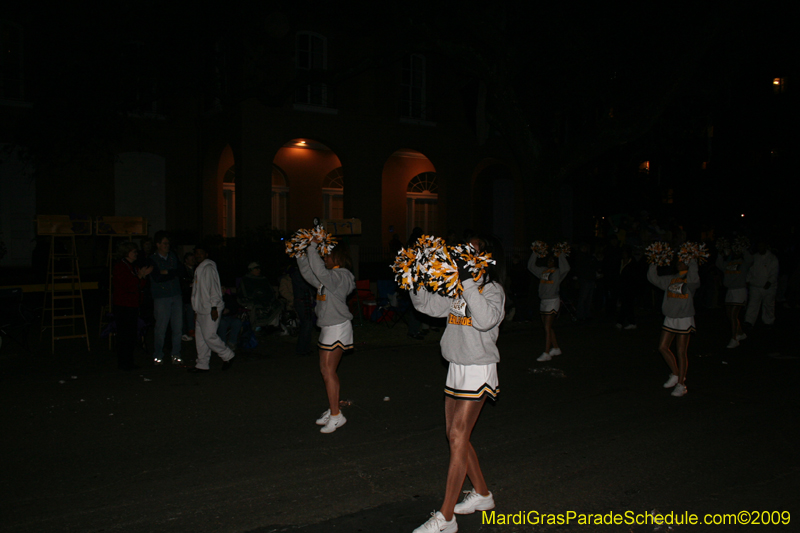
[715,252,752,289]
[297,242,355,327]
[528,252,570,300]
[647,261,700,318]
[410,278,505,365]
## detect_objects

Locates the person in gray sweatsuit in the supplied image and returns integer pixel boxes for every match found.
[528,249,570,362]
[297,239,355,434]
[647,258,700,397]
[408,236,505,533]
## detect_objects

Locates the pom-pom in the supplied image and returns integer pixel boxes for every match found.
[732,236,750,255]
[531,240,549,256]
[645,241,673,266]
[553,242,571,258]
[678,242,709,265]
[390,238,496,298]
[285,225,337,258]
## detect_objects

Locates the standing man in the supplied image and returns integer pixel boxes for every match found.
[189,245,235,373]
[745,240,779,328]
[149,230,183,365]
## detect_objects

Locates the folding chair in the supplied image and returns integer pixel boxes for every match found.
[348,280,375,324]
[375,280,411,328]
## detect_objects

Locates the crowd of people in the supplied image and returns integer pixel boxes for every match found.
[108,215,798,533]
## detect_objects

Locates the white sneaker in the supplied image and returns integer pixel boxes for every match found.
[171,356,183,364]
[624,324,637,330]
[736,333,747,341]
[454,489,495,515]
[536,352,552,362]
[315,409,331,426]
[549,347,562,356]
[726,338,739,349]
[153,358,163,366]
[320,413,346,433]
[412,511,457,533]
[671,383,687,397]
[663,374,679,388]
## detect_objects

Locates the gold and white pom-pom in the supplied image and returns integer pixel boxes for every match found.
[553,242,571,258]
[391,246,423,292]
[732,236,750,255]
[531,240,549,256]
[645,241,673,266]
[453,243,496,283]
[678,242,709,265]
[285,225,337,258]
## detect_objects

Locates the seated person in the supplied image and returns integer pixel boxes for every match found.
[238,262,282,330]
[217,287,243,350]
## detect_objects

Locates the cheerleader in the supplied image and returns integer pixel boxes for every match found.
[297,237,355,433]
[410,236,505,533]
[715,246,752,348]
[528,248,570,361]
[647,258,700,397]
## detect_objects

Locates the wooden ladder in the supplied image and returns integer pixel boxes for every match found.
[41,235,91,354]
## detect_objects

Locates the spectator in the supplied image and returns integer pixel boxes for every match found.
[149,231,183,365]
[112,242,152,370]
[188,245,235,372]
[217,287,243,351]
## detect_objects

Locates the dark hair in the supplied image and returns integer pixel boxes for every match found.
[153,230,170,244]
[116,241,139,262]
[329,241,352,270]
[473,234,506,289]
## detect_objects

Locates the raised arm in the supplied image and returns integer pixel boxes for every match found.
[409,288,452,318]
[297,250,321,288]
[647,264,670,290]
[685,259,700,293]
[527,252,545,278]
[461,280,505,331]
[558,254,571,282]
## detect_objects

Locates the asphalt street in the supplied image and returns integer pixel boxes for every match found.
[2,303,798,533]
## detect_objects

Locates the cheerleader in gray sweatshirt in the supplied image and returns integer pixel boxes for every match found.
[528,250,570,362]
[409,236,505,533]
[647,259,700,397]
[715,249,752,348]
[297,239,355,433]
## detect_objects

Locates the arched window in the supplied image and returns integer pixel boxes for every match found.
[322,167,344,220]
[272,165,288,231]
[407,172,438,234]
[295,32,328,107]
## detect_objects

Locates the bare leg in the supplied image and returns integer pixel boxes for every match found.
[547,314,559,351]
[319,347,344,416]
[676,333,690,384]
[541,315,549,353]
[440,396,487,521]
[658,330,678,376]
[726,306,737,340]
[732,306,743,337]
